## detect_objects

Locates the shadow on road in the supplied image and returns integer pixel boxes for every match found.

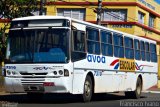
[0,93,147,104]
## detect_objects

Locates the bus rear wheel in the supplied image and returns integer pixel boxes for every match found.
[125,77,142,99]
[82,75,93,102]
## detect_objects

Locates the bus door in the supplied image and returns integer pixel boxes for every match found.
[71,22,87,94]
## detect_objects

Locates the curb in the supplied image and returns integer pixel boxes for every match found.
[143,91,160,94]
[147,85,158,90]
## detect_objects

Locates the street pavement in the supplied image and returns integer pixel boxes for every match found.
[0,85,160,107]
[0,92,160,107]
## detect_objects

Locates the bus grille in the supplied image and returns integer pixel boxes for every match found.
[21,79,45,92]
[21,78,45,85]
[20,73,47,78]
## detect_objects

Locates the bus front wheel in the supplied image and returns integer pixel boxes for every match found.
[125,77,142,99]
[82,75,93,102]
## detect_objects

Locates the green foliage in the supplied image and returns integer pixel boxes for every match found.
[0,0,38,62]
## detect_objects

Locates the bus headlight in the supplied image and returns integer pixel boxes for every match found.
[59,70,63,75]
[64,69,69,76]
[12,71,18,75]
[7,70,11,75]
[6,70,19,76]
[53,71,57,75]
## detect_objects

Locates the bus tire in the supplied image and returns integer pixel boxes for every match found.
[82,75,93,102]
[125,77,142,99]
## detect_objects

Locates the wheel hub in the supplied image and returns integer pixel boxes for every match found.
[85,81,91,97]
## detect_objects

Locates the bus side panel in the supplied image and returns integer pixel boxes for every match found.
[124,73,138,91]
[94,71,114,93]
[72,69,87,94]
[136,62,158,91]
[124,73,157,92]
[142,73,157,90]
[4,77,15,92]
[111,72,126,92]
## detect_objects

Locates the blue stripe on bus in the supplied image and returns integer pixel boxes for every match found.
[114,63,119,69]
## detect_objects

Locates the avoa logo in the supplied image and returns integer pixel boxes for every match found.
[87,55,106,63]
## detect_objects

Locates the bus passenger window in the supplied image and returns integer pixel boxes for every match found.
[145,42,150,62]
[150,43,157,62]
[124,37,134,59]
[113,33,124,58]
[71,30,86,62]
[140,41,145,61]
[73,31,85,52]
[86,28,100,54]
[134,39,141,60]
[101,31,113,56]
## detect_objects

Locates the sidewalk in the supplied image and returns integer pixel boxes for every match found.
[144,85,160,93]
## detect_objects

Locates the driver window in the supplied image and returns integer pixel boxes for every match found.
[73,30,85,52]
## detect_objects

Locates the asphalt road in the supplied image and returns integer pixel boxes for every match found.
[0,92,160,107]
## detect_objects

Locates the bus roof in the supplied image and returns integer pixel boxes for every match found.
[71,18,156,44]
[12,16,156,44]
[12,16,71,21]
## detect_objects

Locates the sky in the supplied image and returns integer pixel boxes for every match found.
[154,0,160,4]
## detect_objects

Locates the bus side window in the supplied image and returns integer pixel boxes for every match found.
[101,31,113,56]
[140,41,145,61]
[71,30,86,62]
[124,37,134,59]
[150,43,157,62]
[86,28,100,55]
[113,33,124,58]
[145,42,150,62]
[73,30,85,52]
[134,39,141,60]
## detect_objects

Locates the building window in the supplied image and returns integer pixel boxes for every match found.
[148,14,155,28]
[138,11,145,24]
[57,8,85,20]
[101,9,127,21]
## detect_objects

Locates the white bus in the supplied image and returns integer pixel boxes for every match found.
[3,16,158,102]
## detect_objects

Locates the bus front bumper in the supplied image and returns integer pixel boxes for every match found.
[4,77,70,93]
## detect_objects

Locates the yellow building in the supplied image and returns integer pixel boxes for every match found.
[0,19,10,34]
[46,0,160,78]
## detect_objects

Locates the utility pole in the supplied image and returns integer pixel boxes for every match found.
[97,0,102,25]
[39,0,45,15]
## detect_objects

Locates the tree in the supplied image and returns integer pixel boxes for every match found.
[0,0,38,61]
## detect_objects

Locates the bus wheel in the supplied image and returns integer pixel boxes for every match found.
[82,75,93,102]
[125,77,142,99]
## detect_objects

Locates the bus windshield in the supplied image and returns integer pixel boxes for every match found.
[7,28,69,63]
